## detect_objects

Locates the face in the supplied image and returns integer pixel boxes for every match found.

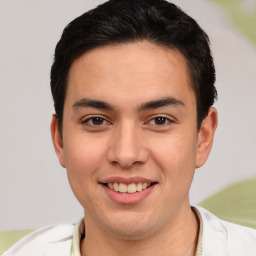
[51,41,217,239]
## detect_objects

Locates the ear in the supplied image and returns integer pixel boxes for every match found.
[51,115,66,168]
[196,107,218,168]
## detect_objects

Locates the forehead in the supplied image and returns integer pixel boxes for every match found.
[66,41,195,107]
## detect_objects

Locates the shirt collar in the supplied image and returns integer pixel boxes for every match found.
[71,218,85,256]
[193,207,203,256]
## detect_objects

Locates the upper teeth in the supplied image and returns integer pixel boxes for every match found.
[107,182,151,193]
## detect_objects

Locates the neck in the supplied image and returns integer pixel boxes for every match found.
[81,203,199,256]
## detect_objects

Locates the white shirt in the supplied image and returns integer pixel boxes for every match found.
[2,206,256,256]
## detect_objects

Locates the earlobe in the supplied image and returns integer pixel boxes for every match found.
[196,107,218,168]
[51,115,66,168]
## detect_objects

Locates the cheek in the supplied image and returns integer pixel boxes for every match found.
[62,134,108,200]
[150,132,198,183]
[64,138,102,172]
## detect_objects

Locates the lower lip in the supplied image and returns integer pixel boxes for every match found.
[101,184,156,205]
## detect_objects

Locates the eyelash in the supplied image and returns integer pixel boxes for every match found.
[147,116,173,126]
[81,115,173,128]
[81,116,111,126]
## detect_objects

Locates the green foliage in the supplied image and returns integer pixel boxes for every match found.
[0,229,34,254]
[199,177,256,229]
[210,0,256,46]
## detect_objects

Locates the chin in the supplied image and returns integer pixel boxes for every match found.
[109,225,154,240]
[102,212,159,240]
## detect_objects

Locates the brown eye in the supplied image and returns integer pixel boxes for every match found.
[154,117,167,125]
[147,116,173,126]
[82,116,109,126]
[91,117,104,125]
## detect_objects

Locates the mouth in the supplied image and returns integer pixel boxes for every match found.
[102,182,157,194]
[100,178,158,204]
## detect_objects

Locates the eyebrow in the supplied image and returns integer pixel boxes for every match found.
[138,97,184,111]
[72,97,184,112]
[72,98,114,111]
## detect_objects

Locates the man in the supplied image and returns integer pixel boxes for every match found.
[3,0,256,255]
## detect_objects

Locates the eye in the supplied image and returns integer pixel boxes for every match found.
[148,116,173,126]
[82,116,110,126]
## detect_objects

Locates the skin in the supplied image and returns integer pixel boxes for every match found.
[51,41,217,256]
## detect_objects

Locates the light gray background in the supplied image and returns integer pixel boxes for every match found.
[0,0,255,230]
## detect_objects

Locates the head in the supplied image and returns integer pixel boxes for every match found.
[51,0,217,137]
[50,0,218,241]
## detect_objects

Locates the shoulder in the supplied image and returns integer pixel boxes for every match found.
[195,206,256,256]
[1,224,75,256]
[220,219,256,255]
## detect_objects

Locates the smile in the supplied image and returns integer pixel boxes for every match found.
[106,182,152,193]
[100,178,157,204]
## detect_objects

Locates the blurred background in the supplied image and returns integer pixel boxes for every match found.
[0,0,255,230]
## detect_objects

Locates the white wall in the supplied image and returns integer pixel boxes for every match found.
[0,0,255,230]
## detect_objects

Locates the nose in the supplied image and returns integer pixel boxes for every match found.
[107,121,148,169]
